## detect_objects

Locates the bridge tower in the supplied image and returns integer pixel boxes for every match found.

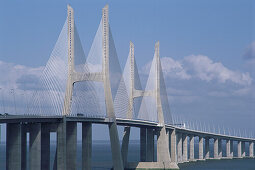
[154,42,171,163]
[121,41,172,167]
[60,5,123,170]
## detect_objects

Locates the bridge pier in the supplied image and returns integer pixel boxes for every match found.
[241,141,245,157]
[238,141,242,158]
[182,134,188,161]
[57,121,77,170]
[218,139,222,158]
[6,123,27,170]
[140,128,147,162]
[199,136,204,160]
[189,135,194,160]
[249,141,254,157]
[230,140,234,157]
[121,126,130,166]
[214,138,219,159]
[205,137,210,159]
[226,139,232,158]
[177,133,182,162]
[29,123,50,170]
[82,123,92,170]
[146,128,154,162]
[170,129,177,162]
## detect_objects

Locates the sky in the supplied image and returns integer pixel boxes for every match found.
[0,0,254,140]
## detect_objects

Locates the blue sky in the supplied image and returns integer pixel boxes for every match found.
[0,0,254,140]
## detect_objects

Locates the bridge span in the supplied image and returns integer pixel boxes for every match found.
[1,4,254,170]
[1,115,254,170]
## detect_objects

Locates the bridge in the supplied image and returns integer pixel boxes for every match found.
[0,4,254,170]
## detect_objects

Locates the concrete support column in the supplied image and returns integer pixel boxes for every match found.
[30,124,41,170]
[57,121,66,170]
[166,129,170,155]
[6,123,27,170]
[121,126,130,167]
[238,141,242,158]
[82,123,92,170]
[66,122,77,169]
[41,124,50,170]
[57,121,77,170]
[218,139,222,158]
[189,135,194,160]
[241,141,245,157]
[146,128,154,162]
[140,128,147,162]
[249,142,254,157]
[230,140,234,157]
[214,138,219,158]
[205,138,210,159]
[226,139,231,158]
[177,133,182,162]
[29,123,50,170]
[199,136,204,160]
[170,130,177,162]
[182,134,188,161]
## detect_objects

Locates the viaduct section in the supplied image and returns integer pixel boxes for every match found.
[1,5,254,170]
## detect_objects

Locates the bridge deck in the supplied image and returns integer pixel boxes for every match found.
[0,115,254,142]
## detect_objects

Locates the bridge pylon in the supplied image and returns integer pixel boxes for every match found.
[61,4,124,170]
[154,42,171,163]
[121,41,172,167]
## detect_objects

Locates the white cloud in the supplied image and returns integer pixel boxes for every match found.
[0,60,43,90]
[142,55,252,86]
[142,57,191,80]
[233,87,252,96]
[183,55,252,86]
[160,57,191,80]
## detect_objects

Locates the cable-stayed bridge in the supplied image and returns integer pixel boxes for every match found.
[0,5,254,170]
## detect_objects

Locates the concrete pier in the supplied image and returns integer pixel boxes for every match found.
[146,128,154,162]
[238,141,242,158]
[177,133,183,162]
[249,141,254,157]
[82,123,92,170]
[230,140,234,157]
[29,123,50,170]
[189,135,194,160]
[6,123,27,170]
[66,122,77,169]
[121,126,130,167]
[226,139,231,158]
[170,130,177,162]
[182,134,188,161]
[199,136,203,160]
[140,128,147,162]
[218,139,222,158]
[205,138,210,159]
[214,138,219,158]
[57,121,77,170]
[241,141,245,157]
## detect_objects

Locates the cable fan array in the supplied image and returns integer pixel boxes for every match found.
[26,12,173,125]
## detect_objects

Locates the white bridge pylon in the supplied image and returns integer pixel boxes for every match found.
[120,41,172,164]
[29,3,173,167]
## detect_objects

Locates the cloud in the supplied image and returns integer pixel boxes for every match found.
[183,55,252,86]
[142,57,191,80]
[160,57,191,80]
[0,60,43,90]
[142,55,252,86]
[233,87,253,96]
